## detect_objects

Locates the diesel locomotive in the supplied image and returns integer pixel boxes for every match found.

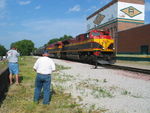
[45,29,116,64]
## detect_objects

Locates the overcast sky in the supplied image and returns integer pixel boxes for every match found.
[0,0,150,49]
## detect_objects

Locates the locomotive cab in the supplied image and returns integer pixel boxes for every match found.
[89,30,111,39]
[88,30,116,64]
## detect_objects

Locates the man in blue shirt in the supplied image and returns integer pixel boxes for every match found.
[7,47,20,85]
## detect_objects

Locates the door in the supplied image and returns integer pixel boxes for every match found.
[140,45,149,54]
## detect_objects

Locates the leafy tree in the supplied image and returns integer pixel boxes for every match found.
[47,38,59,45]
[11,40,34,56]
[0,44,7,56]
[47,35,73,45]
[59,35,73,41]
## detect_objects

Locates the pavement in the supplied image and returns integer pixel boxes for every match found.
[114,60,150,70]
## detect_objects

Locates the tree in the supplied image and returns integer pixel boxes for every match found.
[11,40,35,56]
[0,44,7,56]
[59,35,72,41]
[47,38,59,45]
[47,35,73,45]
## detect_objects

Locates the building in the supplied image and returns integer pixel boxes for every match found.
[86,0,149,54]
[117,24,150,54]
[87,0,145,37]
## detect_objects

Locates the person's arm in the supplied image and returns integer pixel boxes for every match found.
[51,60,56,72]
[7,51,11,59]
[33,59,39,72]
[15,49,20,57]
[17,52,20,57]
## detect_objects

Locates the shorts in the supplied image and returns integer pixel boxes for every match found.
[8,62,19,75]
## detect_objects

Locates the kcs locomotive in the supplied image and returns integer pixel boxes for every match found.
[45,29,116,64]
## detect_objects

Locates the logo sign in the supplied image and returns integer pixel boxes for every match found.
[93,14,105,25]
[121,6,142,18]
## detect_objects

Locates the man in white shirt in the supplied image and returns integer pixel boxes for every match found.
[7,47,20,84]
[33,52,55,105]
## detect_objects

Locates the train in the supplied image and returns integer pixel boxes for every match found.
[35,29,116,64]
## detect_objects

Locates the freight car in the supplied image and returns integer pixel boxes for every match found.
[46,29,116,64]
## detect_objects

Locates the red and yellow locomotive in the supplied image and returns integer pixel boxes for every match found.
[46,30,116,64]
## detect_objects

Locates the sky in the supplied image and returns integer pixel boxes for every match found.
[0,0,150,49]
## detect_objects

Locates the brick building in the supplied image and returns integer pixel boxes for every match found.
[86,0,149,54]
[117,24,150,54]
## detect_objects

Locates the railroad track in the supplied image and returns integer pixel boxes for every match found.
[53,58,150,75]
[101,64,150,75]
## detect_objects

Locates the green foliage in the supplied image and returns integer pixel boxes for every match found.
[56,64,71,71]
[59,35,73,41]
[91,87,113,98]
[0,44,7,56]
[121,90,131,95]
[48,38,59,45]
[47,35,73,45]
[11,40,35,56]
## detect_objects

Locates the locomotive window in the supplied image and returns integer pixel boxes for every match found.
[92,32,100,36]
[84,33,89,38]
[103,32,109,35]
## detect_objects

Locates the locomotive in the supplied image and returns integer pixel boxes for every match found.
[46,29,116,64]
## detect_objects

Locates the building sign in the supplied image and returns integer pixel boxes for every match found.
[87,1,145,31]
[87,3,117,30]
[120,6,142,18]
[118,2,144,20]
[93,14,105,25]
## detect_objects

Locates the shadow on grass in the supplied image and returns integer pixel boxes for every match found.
[0,71,24,107]
[0,68,10,107]
[19,76,23,83]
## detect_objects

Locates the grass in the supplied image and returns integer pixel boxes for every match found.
[91,87,113,98]
[0,56,103,113]
[121,89,142,98]
[56,64,71,71]
[121,90,131,95]
[76,78,114,99]
[0,60,7,72]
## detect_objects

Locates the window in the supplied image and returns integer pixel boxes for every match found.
[92,32,101,36]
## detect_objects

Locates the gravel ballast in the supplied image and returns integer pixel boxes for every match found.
[52,58,150,113]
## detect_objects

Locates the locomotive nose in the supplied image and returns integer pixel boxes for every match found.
[100,39,113,50]
[101,40,107,50]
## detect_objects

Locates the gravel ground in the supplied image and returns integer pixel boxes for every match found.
[52,58,150,113]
